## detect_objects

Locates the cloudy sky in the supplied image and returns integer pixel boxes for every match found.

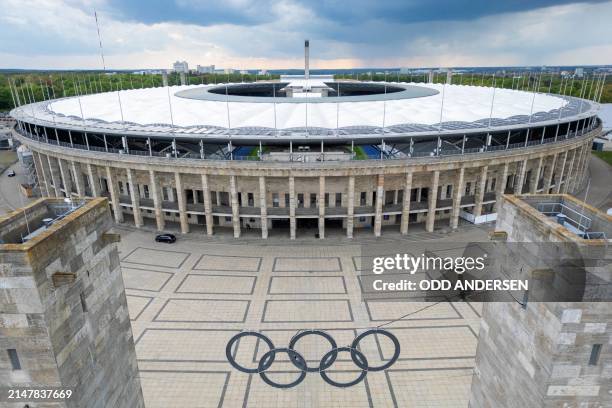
[1,0,611,70]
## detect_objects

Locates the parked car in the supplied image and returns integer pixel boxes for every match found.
[7,170,15,177]
[155,233,176,243]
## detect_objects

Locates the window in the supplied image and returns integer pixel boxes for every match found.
[446,185,452,198]
[465,182,472,195]
[490,178,496,191]
[310,193,317,207]
[225,217,232,222]
[360,192,366,206]
[272,193,279,208]
[162,187,169,201]
[80,293,88,312]
[589,344,602,366]
[359,217,366,222]
[285,194,290,207]
[297,193,304,208]
[248,193,254,207]
[383,215,390,220]
[211,191,217,205]
[7,349,20,370]
[118,181,124,194]
[143,185,150,199]
[324,193,329,207]
[336,193,342,207]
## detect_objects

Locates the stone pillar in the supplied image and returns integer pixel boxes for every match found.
[573,144,588,191]
[229,175,240,238]
[543,154,557,193]
[515,159,528,194]
[32,151,50,197]
[126,168,143,228]
[554,151,568,194]
[579,143,591,186]
[201,174,213,236]
[149,170,165,231]
[562,149,577,194]
[289,176,296,240]
[346,176,355,238]
[105,166,123,223]
[473,165,488,217]
[529,156,543,193]
[57,158,73,197]
[71,161,85,197]
[451,167,465,229]
[426,170,439,232]
[374,174,384,237]
[494,163,509,213]
[318,176,325,239]
[174,172,189,233]
[47,156,62,197]
[400,172,413,235]
[259,176,268,239]
[87,164,100,197]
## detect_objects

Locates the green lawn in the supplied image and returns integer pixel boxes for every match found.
[592,150,612,166]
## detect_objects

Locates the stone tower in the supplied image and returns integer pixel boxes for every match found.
[0,198,144,408]
[469,194,611,407]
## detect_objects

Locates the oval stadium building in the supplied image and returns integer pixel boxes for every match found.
[9,77,601,239]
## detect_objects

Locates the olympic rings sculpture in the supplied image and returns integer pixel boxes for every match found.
[226,329,400,388]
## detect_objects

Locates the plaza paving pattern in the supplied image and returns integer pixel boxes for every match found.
[118,227,489,408]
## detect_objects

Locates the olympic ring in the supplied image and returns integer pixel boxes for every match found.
[225,329,400,388]
[288,330,338,372]
[320,347,368,388]
[258,348,307,389]
[351,329,401,372]
[226,331,275,373]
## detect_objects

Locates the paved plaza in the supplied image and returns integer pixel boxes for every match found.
[117,225,489,408]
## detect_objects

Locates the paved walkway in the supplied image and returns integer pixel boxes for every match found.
[117,226,490,408]
[575,154,612,211]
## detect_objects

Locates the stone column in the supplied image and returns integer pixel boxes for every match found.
[494,163,509,213]
[400,172,413,235]
[149,170,165,231]
[105,166,123,223]
[450,167,465,229]
[426,170,439,232]
[543,154,557,193]
[573,144,589,191]
[289,176,296,240]
[57,158,73,197]
[562,149,577,194]
[554,151,568,194]
[174,172,189,234]
[201,174,213,236]
[529,156,543,193]
[473,165,488,217]
[374,174,384,237]
[126,168,143,228]
[32,151,50,197]
[579,143,591,186]
[71,161,85,197]
[346,176,355,238]
[229,175,240,238]
[514,159,528,194]
[259,176,268,239]
[318,176,325,239]
[47,156,62,197]
[87,164,100,197]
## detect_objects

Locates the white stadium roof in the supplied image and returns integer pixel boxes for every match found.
[45,83,567,130]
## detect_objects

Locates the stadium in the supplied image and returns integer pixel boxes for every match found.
[8,56,602,239]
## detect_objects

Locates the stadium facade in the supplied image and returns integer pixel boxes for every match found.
[8,75,601,239]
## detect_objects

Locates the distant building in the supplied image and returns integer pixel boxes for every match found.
[197,64,215,74]
[399,67,411,74]
[575,67,585,77]
[224,68,235,74]
[239,70,249,75]
[258,69,268,76]
[173,60,189,73]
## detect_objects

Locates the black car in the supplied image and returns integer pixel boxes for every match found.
[7,170,15,177]
[155,233,176,243]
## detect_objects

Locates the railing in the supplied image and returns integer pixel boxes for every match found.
[14,123,596,164]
